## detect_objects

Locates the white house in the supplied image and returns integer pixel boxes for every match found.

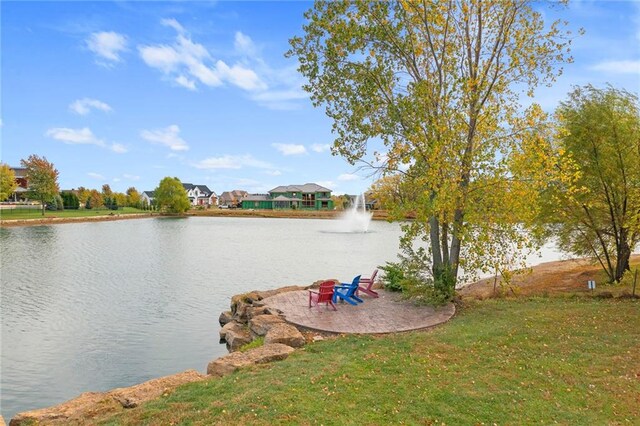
[182,183,217,206]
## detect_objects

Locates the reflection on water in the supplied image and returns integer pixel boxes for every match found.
[0,217,404,419]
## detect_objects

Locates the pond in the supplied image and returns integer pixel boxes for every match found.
[0,216,567,419]
[0,216,407,419]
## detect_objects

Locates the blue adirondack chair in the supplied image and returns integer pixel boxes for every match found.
[332,275,363,305]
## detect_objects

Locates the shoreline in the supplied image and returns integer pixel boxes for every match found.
[0,209,391,228]
[0,212,159,228]
[6,255,638,424]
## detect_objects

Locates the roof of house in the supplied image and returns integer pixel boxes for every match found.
[269,183,332,194]
[11,167,27,178]
[272,195,299,201]
[244,194,271,201]
[231,189,248,197]
[142,191,155,197]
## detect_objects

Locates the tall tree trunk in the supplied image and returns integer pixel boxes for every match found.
[614,232,631,282]
[430,215,443,275]
[449,208,464,281]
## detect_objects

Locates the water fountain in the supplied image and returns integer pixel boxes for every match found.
[335,193,373,233]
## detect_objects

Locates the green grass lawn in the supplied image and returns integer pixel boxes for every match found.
[101,297,640,425]
[0,207,150,220]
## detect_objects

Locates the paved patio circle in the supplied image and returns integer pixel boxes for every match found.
[262,289,455,334]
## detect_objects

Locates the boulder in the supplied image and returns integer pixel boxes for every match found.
[219,320,244,341]
[9,392,120,426]
[108,369,205,408]
[230,292,261,314]
[9,371,206,425]
[207,343,295,377]
[249,314,286,337]
[218,310,233,326]
[245,306,269,320]
[224,324,252,352]
[264,323,306,348]
[255,285,307,300]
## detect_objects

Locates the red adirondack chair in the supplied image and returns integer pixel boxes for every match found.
[357,269,379,298]
[309,280,337,311]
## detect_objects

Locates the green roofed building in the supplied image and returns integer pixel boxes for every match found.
[241,183,333,210]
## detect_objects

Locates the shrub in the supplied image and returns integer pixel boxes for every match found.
[54,194,64,211]
[379,262,405,292]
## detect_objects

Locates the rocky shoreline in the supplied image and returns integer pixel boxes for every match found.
[8,282,327,425]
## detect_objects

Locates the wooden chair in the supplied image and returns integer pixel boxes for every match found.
[332,275,363,306]
[357,269,379,298]
[309,280,337,311]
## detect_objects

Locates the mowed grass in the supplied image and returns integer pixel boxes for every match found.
[0,207,149,220]
[101,297,640,425]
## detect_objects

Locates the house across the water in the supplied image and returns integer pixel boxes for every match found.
[241,183,333,210]
[141,183,217,207]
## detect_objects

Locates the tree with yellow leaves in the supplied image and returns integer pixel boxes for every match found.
[289,0,576,299]
[0,163,18,201]
[519,86,639,283]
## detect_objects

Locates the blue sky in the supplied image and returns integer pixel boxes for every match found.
[1,1,639,196]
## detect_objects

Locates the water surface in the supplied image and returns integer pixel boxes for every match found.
[0,217,403,419]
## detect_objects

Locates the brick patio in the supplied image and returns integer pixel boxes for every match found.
[262,289,455,334]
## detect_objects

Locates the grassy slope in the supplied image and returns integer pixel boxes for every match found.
[102,297,639,425]
[0,207,149,220]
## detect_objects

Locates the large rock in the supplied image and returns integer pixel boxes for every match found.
[206,343,295,377]
[219,320,244,341]
[255,285,307,300]
[223,323,252,352]
[10,371,205,425]
[264,323,306,348]
[218,310,233,326]
[248,314,286,337]
[10,392,119,425]
[245,306,269,320]
[230,292,261,315]
[108,370,205,408]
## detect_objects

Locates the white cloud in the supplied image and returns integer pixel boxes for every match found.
[138,20,266,92]
[69,98,112,115]
[46,127,99,145]
[110,143,128,153]
[45,127,127,153]
[234,31,256,56]
[311,143,331,153]
[140,124,189,151]
[193,154,274,170]
[86,31,127,63]
[123,174,140,180]
[175,75,196,90]
[251,88,309,110]
[161,18,185,34]
[265,170,282,176]
[590,60,640,74]
[112,177,121,182]
[88,172,105,180]
[338,173,360,181]
[272,143,307,156]
[216,60,264,91]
